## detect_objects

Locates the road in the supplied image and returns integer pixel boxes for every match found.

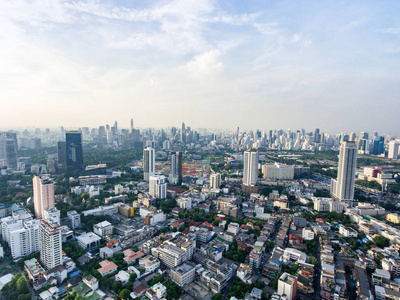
[313,236,321,300]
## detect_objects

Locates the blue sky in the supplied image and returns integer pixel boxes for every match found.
[1,0,399,134]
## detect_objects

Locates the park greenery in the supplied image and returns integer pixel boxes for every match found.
[1,273,31,300]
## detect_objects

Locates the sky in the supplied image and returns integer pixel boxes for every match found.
[1,0,400,134]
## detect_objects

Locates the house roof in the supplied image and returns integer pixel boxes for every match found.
[97,260,118,275]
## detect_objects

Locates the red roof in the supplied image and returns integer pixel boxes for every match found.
[203,221,213,228]
[106,240,119,248]
[182,228,190,234]
[215,216,225,221]
[316,218,325,222]
[188,221,201,227]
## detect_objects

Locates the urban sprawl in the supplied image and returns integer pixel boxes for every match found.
[1,122,400,300]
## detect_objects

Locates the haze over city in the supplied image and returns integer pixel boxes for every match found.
[1,0,400,133]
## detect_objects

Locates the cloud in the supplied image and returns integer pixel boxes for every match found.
[185,49,223,74]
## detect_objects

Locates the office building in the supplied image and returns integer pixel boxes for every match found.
[263,163,294,180]
[93,221,114,237]
[33,175,55,219]
[331,141,357,206]
[373,136,385,155]
[66,131,84,172]
[40,219,62,270]
[242,149,259,193]
[176,151,183,185]
[67,210,81,229]
[143,147,155,181]
[149,175,167,199]
[388,140,400,159]
[0,132,17,169]
[278,272,297,300]
[169,154,177,183]
[171,262,196,286]
[57,141,67,172]
[210,173,221,189]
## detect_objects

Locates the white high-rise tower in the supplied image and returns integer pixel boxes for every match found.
[388,140,400,159]
[143,147,155,181]
[331,141,357,206]
[243,149,259,193]
[39,219,62,270]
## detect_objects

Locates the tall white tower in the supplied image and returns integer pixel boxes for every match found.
[39,219,62,270]
[243,149,259,186]
[388,140,400,159]
[143,147,155,181]
[33,175,55,219]
[331,141,357,206]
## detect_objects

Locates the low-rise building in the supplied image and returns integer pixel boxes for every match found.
[97,260,118,277]
[171,262,196,287]
[76,232,102,251]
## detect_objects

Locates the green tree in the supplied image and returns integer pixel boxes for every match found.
[373,235,390,248]
[211,294,222,300]
[129,273,137,282]
[119,289,131,300]
[309,256,318,266]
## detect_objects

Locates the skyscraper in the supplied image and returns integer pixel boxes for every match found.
[0,132,18,169]
[388,140,400,159]
[242,149,259,193]
[143,147,155,181]
[373,136,385,155]
[57,141,67,172]
[66,131,84,172]
[170,154,177,184]
[39,218,62,270]
[181,122,186,143]
[331,141,357,206]
[33,175,55,219]
[176,151,183,185]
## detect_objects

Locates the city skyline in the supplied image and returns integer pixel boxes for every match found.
[1,0,400,133]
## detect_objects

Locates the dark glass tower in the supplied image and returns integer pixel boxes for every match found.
[176,151,183,185]
[66,131,84,172]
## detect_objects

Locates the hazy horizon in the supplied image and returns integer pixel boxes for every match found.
[1,0,400,134]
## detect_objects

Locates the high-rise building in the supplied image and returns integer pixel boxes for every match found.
[39,218,62,270]
[242,149,259,193]
[176,151,183,185]
[4,219,40,260]
[66,131,84,172]
[169,154,177,183]
[278,272,297,300]
[57,141,67,171]
[149,175,167,199]
[0,132,18,169]
[388,140,400,159]
[181,122,186,143]
[373,136,385,155]
[143,147,155,181]
[210,173,221,189]
[33,175,55,219]
[331,141,357,206]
